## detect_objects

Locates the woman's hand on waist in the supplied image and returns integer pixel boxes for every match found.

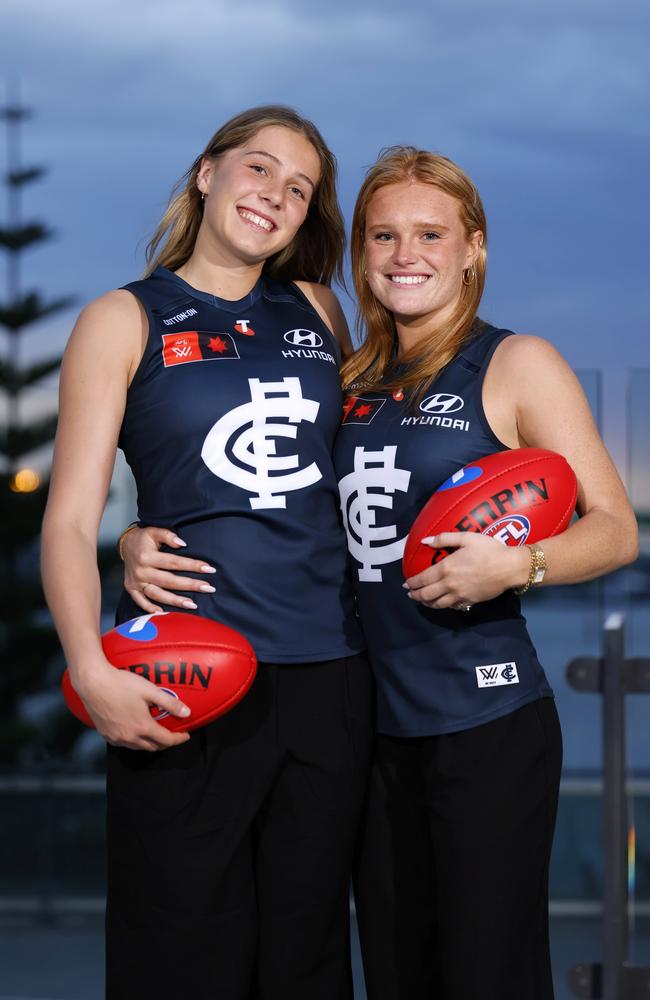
[73,658,192,751]
[123,525,216,613]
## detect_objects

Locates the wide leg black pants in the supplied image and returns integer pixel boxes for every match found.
[106,653,373,1000]
[354,697,562,1000]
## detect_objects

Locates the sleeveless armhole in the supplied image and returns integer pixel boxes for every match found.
[286,281,343,364]
[463,327,516,451]
[120,283,156,393]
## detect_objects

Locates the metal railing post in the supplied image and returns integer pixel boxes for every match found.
[566,615,650,999]
[601,614,627,1000]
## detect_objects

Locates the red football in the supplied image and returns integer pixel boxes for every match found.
[402,448,577,578]
[61,612,257,732]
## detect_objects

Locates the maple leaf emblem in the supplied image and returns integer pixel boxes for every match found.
[355,404,373,417]
[208,336,228,354]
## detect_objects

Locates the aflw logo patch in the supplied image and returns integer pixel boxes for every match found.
[162,331,239,366]
[475,662,519,688]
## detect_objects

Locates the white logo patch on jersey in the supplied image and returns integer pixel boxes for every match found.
[201,377,322,509]
[419,392,465,414]
[283,329,323,348]
[338,445,411,582]
[475,662,519,688]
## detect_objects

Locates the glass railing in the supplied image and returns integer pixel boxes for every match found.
[1,775,648,916]
[2,368,648,999]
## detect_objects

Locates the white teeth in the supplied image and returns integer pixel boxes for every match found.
[389,275,428,285]
[239,209,274,231]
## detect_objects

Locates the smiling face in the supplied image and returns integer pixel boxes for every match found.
[364,180,483,340]
[196,124,321,268]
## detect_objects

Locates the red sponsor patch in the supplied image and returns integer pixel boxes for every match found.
[162,332,202,366]
[234,320,255,336]
[162,331,240,367]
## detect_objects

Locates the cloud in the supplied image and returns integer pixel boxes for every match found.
[2,0,649,380]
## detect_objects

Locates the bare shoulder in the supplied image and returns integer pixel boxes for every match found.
[293,281,354,355]
[293,281,342,323]
[490,333,582,396]
[492,333,569,371]
[66,289,147,378]
[73,288,144,335]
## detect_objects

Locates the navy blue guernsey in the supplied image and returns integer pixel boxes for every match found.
[116,266,364,663]
[333,323,552,736]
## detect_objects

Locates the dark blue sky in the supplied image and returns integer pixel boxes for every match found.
[2,0,650,479]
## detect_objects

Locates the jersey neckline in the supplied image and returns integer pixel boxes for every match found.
[154,266,265,314]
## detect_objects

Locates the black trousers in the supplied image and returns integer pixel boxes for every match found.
[354,697,562,1000]
[105,653,373,1000]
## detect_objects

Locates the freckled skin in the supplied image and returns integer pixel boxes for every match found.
[364,181,482,349]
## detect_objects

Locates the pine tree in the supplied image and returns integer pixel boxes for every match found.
[0,96,77,764]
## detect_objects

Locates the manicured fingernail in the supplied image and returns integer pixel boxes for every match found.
[182,600,197,609]
[179,705,191,717]
[173,536,187,547]
[421,536,436,545]
[201,565,216,574]
[407,592,414,599]
[199,584,216,593]
[402,582,410,590]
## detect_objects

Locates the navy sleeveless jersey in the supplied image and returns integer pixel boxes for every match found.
[116,266,364,663]
[333,323,552,736]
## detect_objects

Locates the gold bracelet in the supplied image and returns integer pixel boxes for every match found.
[117,522,139,561]
[514,543,547,595]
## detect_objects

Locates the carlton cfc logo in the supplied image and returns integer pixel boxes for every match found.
[419,393,464,415]
[284,329,323,348]
[201,376,322,509]
[338,445,411,582]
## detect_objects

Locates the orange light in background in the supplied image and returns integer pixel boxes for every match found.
[9,468,41,493]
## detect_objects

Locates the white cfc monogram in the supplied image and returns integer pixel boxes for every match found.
[338,445,411,582]
[201,377,322,509]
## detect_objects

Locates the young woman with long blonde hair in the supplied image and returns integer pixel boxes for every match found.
[42,106,373,1000]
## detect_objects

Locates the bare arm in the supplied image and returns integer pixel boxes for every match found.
[41,292,190,748]
[294,281,355,358]
[406,335,638,608]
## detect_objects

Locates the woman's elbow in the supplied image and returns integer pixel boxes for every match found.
[623,518,640,566]
[613,511,640,568]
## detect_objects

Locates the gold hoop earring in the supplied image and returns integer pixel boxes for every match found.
[462,265,476,286]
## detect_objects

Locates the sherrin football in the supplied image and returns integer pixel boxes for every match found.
[402,448,578,578]
[61,612,257,732]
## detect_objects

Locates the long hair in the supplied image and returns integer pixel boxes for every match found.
[145,105,345,286]
[341,147,487,400]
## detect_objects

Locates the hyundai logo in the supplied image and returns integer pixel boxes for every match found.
[419,393,465,414]
[283,328,323,348]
